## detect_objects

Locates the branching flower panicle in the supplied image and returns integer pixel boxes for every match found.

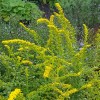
[2,39,47,54]
[2,39,33,46]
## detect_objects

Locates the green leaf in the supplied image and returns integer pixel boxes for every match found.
[3,16,10,22]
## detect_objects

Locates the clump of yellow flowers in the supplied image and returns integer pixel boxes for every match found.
[8,88,21,100]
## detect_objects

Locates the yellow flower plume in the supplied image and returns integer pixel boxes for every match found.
[21,60,33,65]
[8,88,21,100]
[43,65,52,78]
[55,3,63,14]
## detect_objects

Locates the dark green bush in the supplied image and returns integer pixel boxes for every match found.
[57,0,100,28]
[0,0,43,22]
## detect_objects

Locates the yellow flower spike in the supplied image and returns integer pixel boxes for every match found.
[37,18,50,25]
[20,22,36,35]
[4,45,10,50]
[83,24,88,44]
[55,3,63,14]
[50,15,54,25]
[76,71,81,76]
[70,71,82,77]
[58,29,64,34]
[2,39,47,54]
[54,88,63,95]
[80,83,92,90]
[54,12,60,17]
[18,47,24,51]
[47,25,58,32]
[19,22,27,29]
[2,39,33,46]
[19,22,24,26]
[17,56,21,61]
[75,44,91,57]
[43,65,52,78]
[20,22,39,44]
[62,84,72,89]
[62,88,78,97]
[18,47,29,51]
[8,88,21,100]
[52,82,72,89]
[21,60,33,65]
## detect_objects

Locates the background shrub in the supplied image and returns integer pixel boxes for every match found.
[0,0,43,22]
[57,0,100,28]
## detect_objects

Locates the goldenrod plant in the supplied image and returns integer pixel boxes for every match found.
[0,3,100,100]
[79,31,100,99]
